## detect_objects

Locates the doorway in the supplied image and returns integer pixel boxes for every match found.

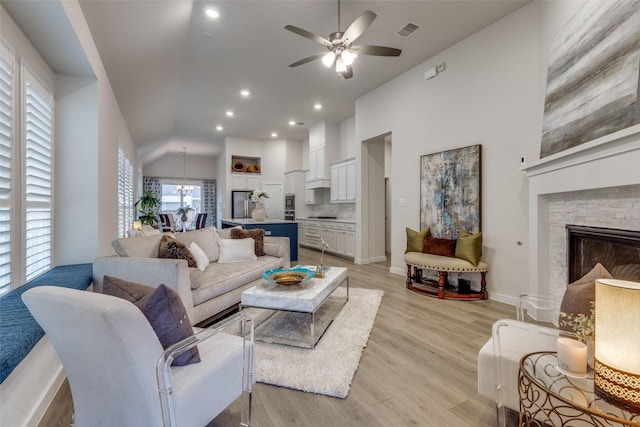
[361,133,391,263]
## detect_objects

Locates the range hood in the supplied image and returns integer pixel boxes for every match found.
[305,177,330,189]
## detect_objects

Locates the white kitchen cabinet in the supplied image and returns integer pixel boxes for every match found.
[246,175,261,190]
[231,173,261,190]
[345,223,356,257]
[306,143,337,189]
[330,158,355,203]
[335,230,346,254]
[346,160,356,201]
[298,219,355,259]
[298,222,307,245]
[305,189,315,204]
[330,165,338,199]
[319,227,337,252]
[284,173,295,195]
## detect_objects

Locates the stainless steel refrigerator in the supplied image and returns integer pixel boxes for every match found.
[231,191,255,218]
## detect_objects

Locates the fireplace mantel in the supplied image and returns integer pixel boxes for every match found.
[522,124,640,319]
[522,124,640,180]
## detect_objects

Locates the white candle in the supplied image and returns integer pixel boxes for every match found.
[557,337,587,376]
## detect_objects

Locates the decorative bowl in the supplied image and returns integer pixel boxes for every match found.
[261,267,316,286]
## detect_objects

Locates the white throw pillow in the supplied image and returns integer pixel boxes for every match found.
[189,242,209,272]
[141,224,161,236]
[218,238,258,263]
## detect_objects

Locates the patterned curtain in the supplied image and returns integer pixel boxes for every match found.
[202,179,216,227]
[142,176,162,219]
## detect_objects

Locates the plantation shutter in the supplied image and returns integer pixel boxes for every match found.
[24,67,53,281]
[0,41,13,295]
[118,147,134,237]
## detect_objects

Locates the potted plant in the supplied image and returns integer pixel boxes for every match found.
[135,190,160,226]
[175,205,194,222]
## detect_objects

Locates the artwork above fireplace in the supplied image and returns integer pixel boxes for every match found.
[567,225,640,283]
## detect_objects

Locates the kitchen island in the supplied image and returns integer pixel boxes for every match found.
[220,218,298,261]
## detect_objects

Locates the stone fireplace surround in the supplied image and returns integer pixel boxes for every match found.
[523,124,640,323]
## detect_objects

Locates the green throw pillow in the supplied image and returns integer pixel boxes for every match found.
[455,230,482,266]
[406,227,430,253]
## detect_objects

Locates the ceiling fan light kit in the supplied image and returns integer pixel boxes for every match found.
[285,0,401,79]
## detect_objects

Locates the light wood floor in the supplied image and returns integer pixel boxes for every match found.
[39,247,518,427]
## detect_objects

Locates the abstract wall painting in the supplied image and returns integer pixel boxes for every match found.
[420,144,481,239]
[540,0,640,158]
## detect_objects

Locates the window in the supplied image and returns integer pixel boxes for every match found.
[160,182,201,228]
[0,38,54,296]
[23,67,53,281]
[118,147,134,238]
[0,41,13,296]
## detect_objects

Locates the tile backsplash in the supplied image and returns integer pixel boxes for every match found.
[310,188,356,220]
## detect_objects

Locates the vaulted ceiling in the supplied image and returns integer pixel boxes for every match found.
[3,0,529,164]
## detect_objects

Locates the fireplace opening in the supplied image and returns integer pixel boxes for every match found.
[567,225,640,283]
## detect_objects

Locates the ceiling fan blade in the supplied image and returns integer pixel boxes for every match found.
[340,66,354,79]
[289,52,326,68]
[341,10,376,44]
[351,45,402,56]
[285,25,332,47]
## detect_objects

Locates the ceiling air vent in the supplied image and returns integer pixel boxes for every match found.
[396,22,421,38]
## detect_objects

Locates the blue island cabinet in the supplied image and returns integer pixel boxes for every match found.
[220,219,298,261]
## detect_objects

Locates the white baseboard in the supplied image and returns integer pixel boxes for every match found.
[389,266,405,276]
[0,337,64,427]
[354,256,387,264]
[487,291,517,306]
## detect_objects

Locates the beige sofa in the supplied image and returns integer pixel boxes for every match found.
[93,226,290,325]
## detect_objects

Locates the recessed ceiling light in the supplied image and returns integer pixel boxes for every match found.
[225,110,234,117]
[240,89,250,97]
[271,132,278,138]
[314,103,322,110]
[288,120,296,126]
[205,8,219,19]
[216,125,223,131]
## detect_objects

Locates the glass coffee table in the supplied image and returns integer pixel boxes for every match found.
[240,266,349,349]
[518,351,640,426]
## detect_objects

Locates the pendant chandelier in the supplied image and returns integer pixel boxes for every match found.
[176,147,193,196]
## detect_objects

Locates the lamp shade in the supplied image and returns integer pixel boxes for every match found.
[322,51,336,67]
[594,278,640,410]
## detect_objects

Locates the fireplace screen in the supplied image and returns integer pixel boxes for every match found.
[567,225,640,283]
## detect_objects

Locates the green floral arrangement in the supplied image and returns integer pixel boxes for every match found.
[560,301,595,343]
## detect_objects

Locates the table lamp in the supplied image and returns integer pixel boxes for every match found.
[594,278,640,411]
[133,220,142,231]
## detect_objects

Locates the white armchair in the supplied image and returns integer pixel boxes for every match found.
[22,286,254,427]
[477,295,573,427]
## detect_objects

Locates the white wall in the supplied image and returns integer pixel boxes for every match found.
[143,153,217,180]
[285,138,303,171]
[61,1,138,258]
[261,139,286,181]
[215,150,227,227]
[338,116,356,159]
[54,76,99,265]
[355,2,569,302]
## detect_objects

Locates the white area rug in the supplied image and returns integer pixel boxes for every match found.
[254,287,383,398]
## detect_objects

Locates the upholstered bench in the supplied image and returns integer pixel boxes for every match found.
[0,264,93,426]
[404,252,488,300]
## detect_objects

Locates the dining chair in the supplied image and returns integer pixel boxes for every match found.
[195,213,208,229]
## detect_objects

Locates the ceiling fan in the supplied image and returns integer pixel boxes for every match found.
[285,0,401,79]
